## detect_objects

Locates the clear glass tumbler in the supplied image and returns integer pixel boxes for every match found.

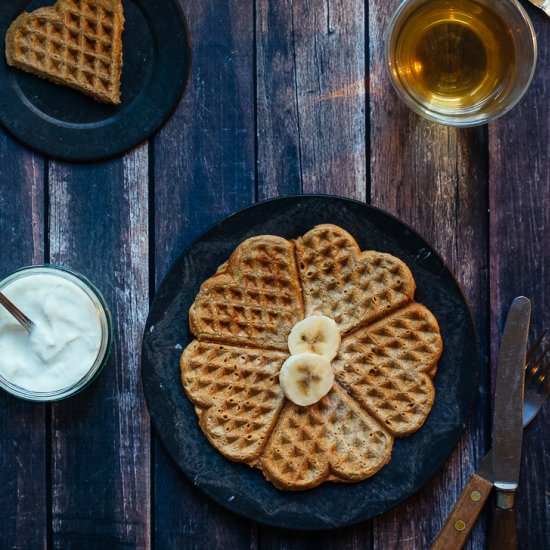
[385,0,537,126]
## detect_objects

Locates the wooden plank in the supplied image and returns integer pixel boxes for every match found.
[48,146,151,549]
[151,0,256,547]
[369,1,489,548]
[256,0,367,200]
[0,134,46,549]
[256,0,368,546]
[489,7,550,548]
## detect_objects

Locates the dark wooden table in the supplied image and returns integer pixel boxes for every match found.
[1,1,549,548]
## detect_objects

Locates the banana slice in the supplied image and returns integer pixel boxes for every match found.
[288,316,341,360]
[279,353,335,407]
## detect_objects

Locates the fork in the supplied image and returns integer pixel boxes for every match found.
[431,329,550,550]
[526,0,550,17]
[523,329,550,425]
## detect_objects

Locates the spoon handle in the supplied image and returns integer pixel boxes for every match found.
[0,292,34,333]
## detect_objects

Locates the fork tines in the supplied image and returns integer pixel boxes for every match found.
[526,331,550,394]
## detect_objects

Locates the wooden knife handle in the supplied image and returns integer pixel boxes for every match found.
[488,504,518,550]
[431,473,493,550]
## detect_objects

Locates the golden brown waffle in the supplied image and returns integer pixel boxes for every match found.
[259,386,393,490]
[181,341,287,462]
[295,225,416,334]
[333,303,443,436]
[189,236,304,351]
[180,225,443,490]
[342,302,443,374]
[5,0,124,104]
[332,304,441,436]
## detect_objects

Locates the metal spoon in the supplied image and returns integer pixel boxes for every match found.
[0,292,35,333]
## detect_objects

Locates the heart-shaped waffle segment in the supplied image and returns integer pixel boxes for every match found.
[189,236,304,351]
[295,224,415,334]
[5,0,124,104]
[332,304,441,436]
[259,385,393,490]
[181,341,287,462]
[349,302,443,375]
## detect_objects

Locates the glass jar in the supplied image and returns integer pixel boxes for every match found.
[0,265,113,402]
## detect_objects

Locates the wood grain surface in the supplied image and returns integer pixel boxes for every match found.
[256,0,366,199]
[0,134,46,549]
[48,150,151,549]
[0,0,548,548]
[489,6,550,549]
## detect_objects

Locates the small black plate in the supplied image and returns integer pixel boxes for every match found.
[141,196,480,530]
[0,0,189,162]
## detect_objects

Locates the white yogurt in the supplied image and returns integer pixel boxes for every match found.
[0,272,103,392]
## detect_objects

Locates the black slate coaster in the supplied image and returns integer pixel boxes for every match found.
[141,196,480,530]
[0,0,190,162]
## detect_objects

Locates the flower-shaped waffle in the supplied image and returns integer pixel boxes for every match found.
[181,224,443,490]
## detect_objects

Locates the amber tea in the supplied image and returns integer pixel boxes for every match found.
[386,0,537,126]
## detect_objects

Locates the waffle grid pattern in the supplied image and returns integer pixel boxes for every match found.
[351,303,443,374]
[182,341,286,462]
[6,0,123,103]
[296,225,416,334]
[181,225,443,489]
[190,237,304,351]
[260,386,393,490]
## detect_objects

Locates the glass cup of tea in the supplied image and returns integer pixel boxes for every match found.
[385,0,537,126]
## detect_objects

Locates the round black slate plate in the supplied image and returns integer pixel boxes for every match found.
[0,0,189,162]
[142,196,480,530]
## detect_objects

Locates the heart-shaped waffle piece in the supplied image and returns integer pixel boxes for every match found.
[189,236,304,351]
[295,224,415,334]
[5,0,124,104]
[259,385,393,490]
[332,303,441,436]
[181,340,287,462]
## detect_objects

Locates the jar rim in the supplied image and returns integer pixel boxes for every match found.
[0,264,113,402]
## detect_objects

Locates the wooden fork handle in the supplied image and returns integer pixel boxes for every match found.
[431,473,493,550]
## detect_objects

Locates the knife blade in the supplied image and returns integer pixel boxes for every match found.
[488,296,530,550]
[491,296,530,498]
[431,297,531,550]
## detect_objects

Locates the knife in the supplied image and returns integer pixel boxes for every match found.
[431,296,531,550]
[489,296,530,550]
